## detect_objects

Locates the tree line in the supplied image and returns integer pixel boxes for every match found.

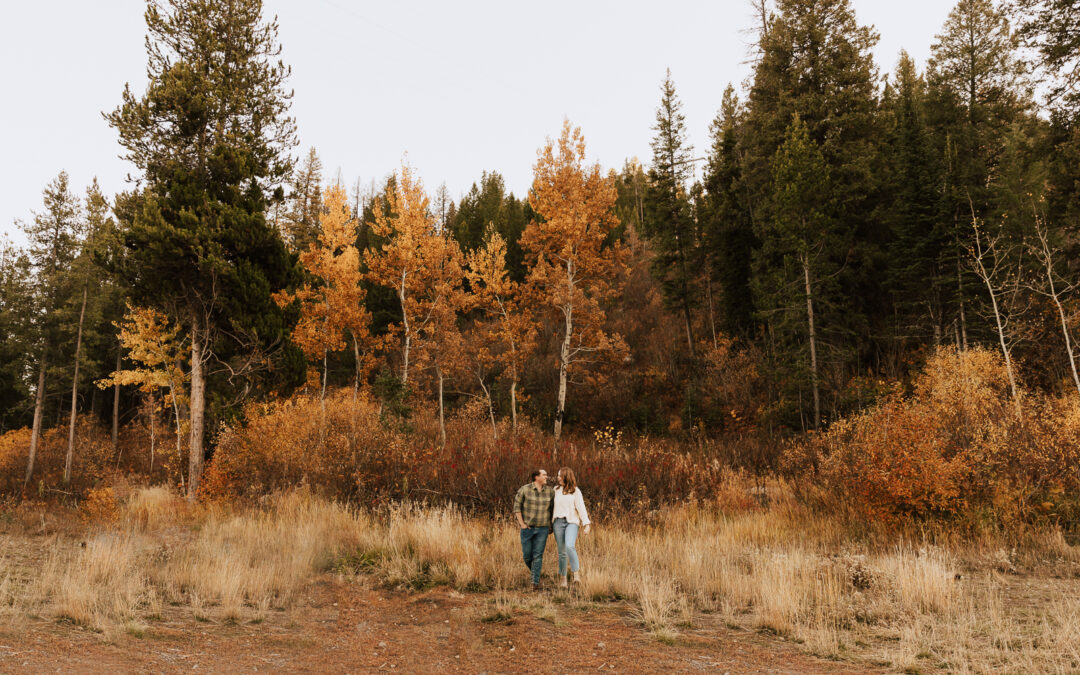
[3,0,1080,497]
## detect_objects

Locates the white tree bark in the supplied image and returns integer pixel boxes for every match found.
[63,286,88,484]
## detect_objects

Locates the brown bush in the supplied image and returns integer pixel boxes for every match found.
[0,416,183,499]
[793,348,1080,528]
[200,389,749,515]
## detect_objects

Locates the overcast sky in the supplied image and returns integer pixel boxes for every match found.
[0,0,957,247]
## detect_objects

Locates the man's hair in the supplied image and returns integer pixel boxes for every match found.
[530,469,544,481]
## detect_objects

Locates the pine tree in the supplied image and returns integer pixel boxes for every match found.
[754,115,839,430]
[20,171,81,488]
[643,70,698,357]
[883,54,950,348]
[703,85,756,338]
[0,238,34,432]
[741,0,882,387]
[283,148,324,251]
[929,0,1028,216]
[106,0,302,497]
[450,171,529,281]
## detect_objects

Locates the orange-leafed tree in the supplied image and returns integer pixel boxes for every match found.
[274,184,373,407]
[466,225,536,432]
[365,166,468,404]
[521,121,630,441]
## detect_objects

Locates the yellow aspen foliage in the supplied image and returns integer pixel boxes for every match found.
[520,121,629,439]
[273,184,374,392]
[364,165,467,387]
[97,303,187,403]
[466,225,536,429]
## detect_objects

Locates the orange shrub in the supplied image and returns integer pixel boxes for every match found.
[0,416,178,499]
[201,388,746,515]
[794,348,1080,528]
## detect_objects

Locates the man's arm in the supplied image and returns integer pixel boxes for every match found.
[513,487,527,528]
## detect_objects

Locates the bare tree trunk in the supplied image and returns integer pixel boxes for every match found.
[187,310,207,500]
[956,235,968,350]
[437,364,446,448]
[111,349,120,456]
[352,334,361,400]
[320,350,328,444]
[399,273,411,385]
[802,254,821,431]
[478,375,497,438]
[24,358,47,490]
[510,379,518,432]
[554,303,573,442]
[970,224,1022,416]
[705,268,718,350]
[63,286,88,484]
[1034,225,1080,397]
[148,392,156,476]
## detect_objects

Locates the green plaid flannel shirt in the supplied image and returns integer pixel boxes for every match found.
[513,483,555,529]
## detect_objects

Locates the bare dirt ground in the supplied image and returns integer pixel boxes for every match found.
[0,579,872,674]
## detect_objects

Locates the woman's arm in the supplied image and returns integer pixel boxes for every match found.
[575,489,591,526]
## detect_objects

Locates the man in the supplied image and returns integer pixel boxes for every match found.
[513,468,555,590]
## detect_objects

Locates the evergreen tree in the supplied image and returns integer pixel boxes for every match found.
[283,147,324,251]
[1010,0,1080,111]
[929,0,1028,217]
[703,85,756,338]
[927,0,1029,348]
[754,115,839,430]
[0,238,34,432]
[642,70,699,357]
[450,171,529,281]
[20,171,82,488]
[741,0,882,379]
[106,0,303,497]
[883,53,950,349]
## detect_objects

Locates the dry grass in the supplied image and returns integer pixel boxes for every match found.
[0,486,1078,671]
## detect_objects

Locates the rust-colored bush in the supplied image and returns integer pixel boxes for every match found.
[795,348,1080,528]
[200,389,743,515]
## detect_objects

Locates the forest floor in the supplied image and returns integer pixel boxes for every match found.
[0,578,871,674]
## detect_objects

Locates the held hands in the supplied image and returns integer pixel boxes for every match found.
[584,524,592,535]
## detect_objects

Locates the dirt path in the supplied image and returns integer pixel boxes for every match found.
[0,579,872,674]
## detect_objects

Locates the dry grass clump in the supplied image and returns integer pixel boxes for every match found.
[0,488,366,634]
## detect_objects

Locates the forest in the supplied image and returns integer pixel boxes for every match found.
[4,0,1080,512]
[5,0,1080,670]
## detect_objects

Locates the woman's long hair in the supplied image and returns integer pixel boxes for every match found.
[558,467,577,495]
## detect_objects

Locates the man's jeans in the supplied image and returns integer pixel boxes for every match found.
[553,518,580,576]
[520,526,548,585]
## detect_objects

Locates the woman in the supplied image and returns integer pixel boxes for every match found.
[552,466,591,588]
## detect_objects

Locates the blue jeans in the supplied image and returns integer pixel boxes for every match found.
[520,526,549,585]
[553,518,580,576]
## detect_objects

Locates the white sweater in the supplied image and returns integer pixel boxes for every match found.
[553,486,591,526]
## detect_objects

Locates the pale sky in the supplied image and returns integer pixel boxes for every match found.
[0,0,956,247]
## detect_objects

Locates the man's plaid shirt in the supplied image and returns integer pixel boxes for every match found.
[514,483,555,529]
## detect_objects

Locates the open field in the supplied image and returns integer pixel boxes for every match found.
[1,486,1079,673]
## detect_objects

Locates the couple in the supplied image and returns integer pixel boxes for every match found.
[513,467,591,590]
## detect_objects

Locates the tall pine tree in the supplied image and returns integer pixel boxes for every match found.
[107,0,303,497]
[643,70,699,357]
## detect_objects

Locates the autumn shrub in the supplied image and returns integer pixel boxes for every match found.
[201,388,743,514]
[0,416,184,499]
[793,347,1080,528]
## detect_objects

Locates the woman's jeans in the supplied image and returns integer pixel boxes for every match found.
[553,518,580,576]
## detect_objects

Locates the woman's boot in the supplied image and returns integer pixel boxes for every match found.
[559,574,568,589]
